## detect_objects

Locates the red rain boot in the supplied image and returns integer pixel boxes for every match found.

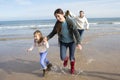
[70,61,75,74]
[63,57,68,67]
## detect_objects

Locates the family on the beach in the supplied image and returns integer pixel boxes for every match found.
[27,8,89,77]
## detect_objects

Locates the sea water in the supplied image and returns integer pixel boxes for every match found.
[0,18,120,41]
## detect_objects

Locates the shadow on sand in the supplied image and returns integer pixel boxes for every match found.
[0,58,43,77]
[79,71,120,80]
[0,58,120,80]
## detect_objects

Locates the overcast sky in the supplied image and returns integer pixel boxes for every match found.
[0,0,120,21]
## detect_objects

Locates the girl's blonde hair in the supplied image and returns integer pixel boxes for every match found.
[33,30,43,44]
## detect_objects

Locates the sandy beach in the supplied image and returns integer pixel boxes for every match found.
[0,28,120,80]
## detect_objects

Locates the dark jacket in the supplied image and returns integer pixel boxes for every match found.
[47,17,81,44]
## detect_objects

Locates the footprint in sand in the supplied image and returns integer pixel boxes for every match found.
[86,58,95,65]
[51,65,84,75]
[51,65,58,71]
[51,65,70,74]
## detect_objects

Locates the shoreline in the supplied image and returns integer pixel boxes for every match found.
[0,30,120,80]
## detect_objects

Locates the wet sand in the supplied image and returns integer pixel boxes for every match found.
[0,31,120,80]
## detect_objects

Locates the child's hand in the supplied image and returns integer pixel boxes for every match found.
[76,44,82,50]
[27,48,32,52]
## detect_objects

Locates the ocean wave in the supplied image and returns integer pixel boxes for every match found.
[89,23,98,25]
[112,22,120,24]
[0,37,32,41]
[89,22,120,25]
[0,22,120,30]
[0,24,54,30]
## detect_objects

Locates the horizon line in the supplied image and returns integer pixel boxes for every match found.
[0,17,120,22]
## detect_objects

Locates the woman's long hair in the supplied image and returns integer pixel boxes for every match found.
[54,8,64,33]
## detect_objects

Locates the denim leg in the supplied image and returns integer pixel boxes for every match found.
[78,29,84,41]
[60,42,67,61]
[45,58,49,65]
[69,42,76,61]
[40,51,48,69]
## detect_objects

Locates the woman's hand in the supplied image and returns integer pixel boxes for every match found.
[76,44,82,50]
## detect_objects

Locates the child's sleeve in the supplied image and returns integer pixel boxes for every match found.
[45,41,49,48]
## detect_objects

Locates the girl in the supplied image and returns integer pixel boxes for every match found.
[44,8,82,74]
[27,30,52,77]
[65,10,89,43]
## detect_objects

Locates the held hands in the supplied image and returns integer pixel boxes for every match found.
[43,37,48,42]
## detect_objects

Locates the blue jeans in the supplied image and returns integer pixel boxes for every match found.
[60,41,76,61]
[78,29,84,42]
[39,51,49,69]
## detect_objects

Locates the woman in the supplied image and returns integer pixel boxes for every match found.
[45,8,82,74]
